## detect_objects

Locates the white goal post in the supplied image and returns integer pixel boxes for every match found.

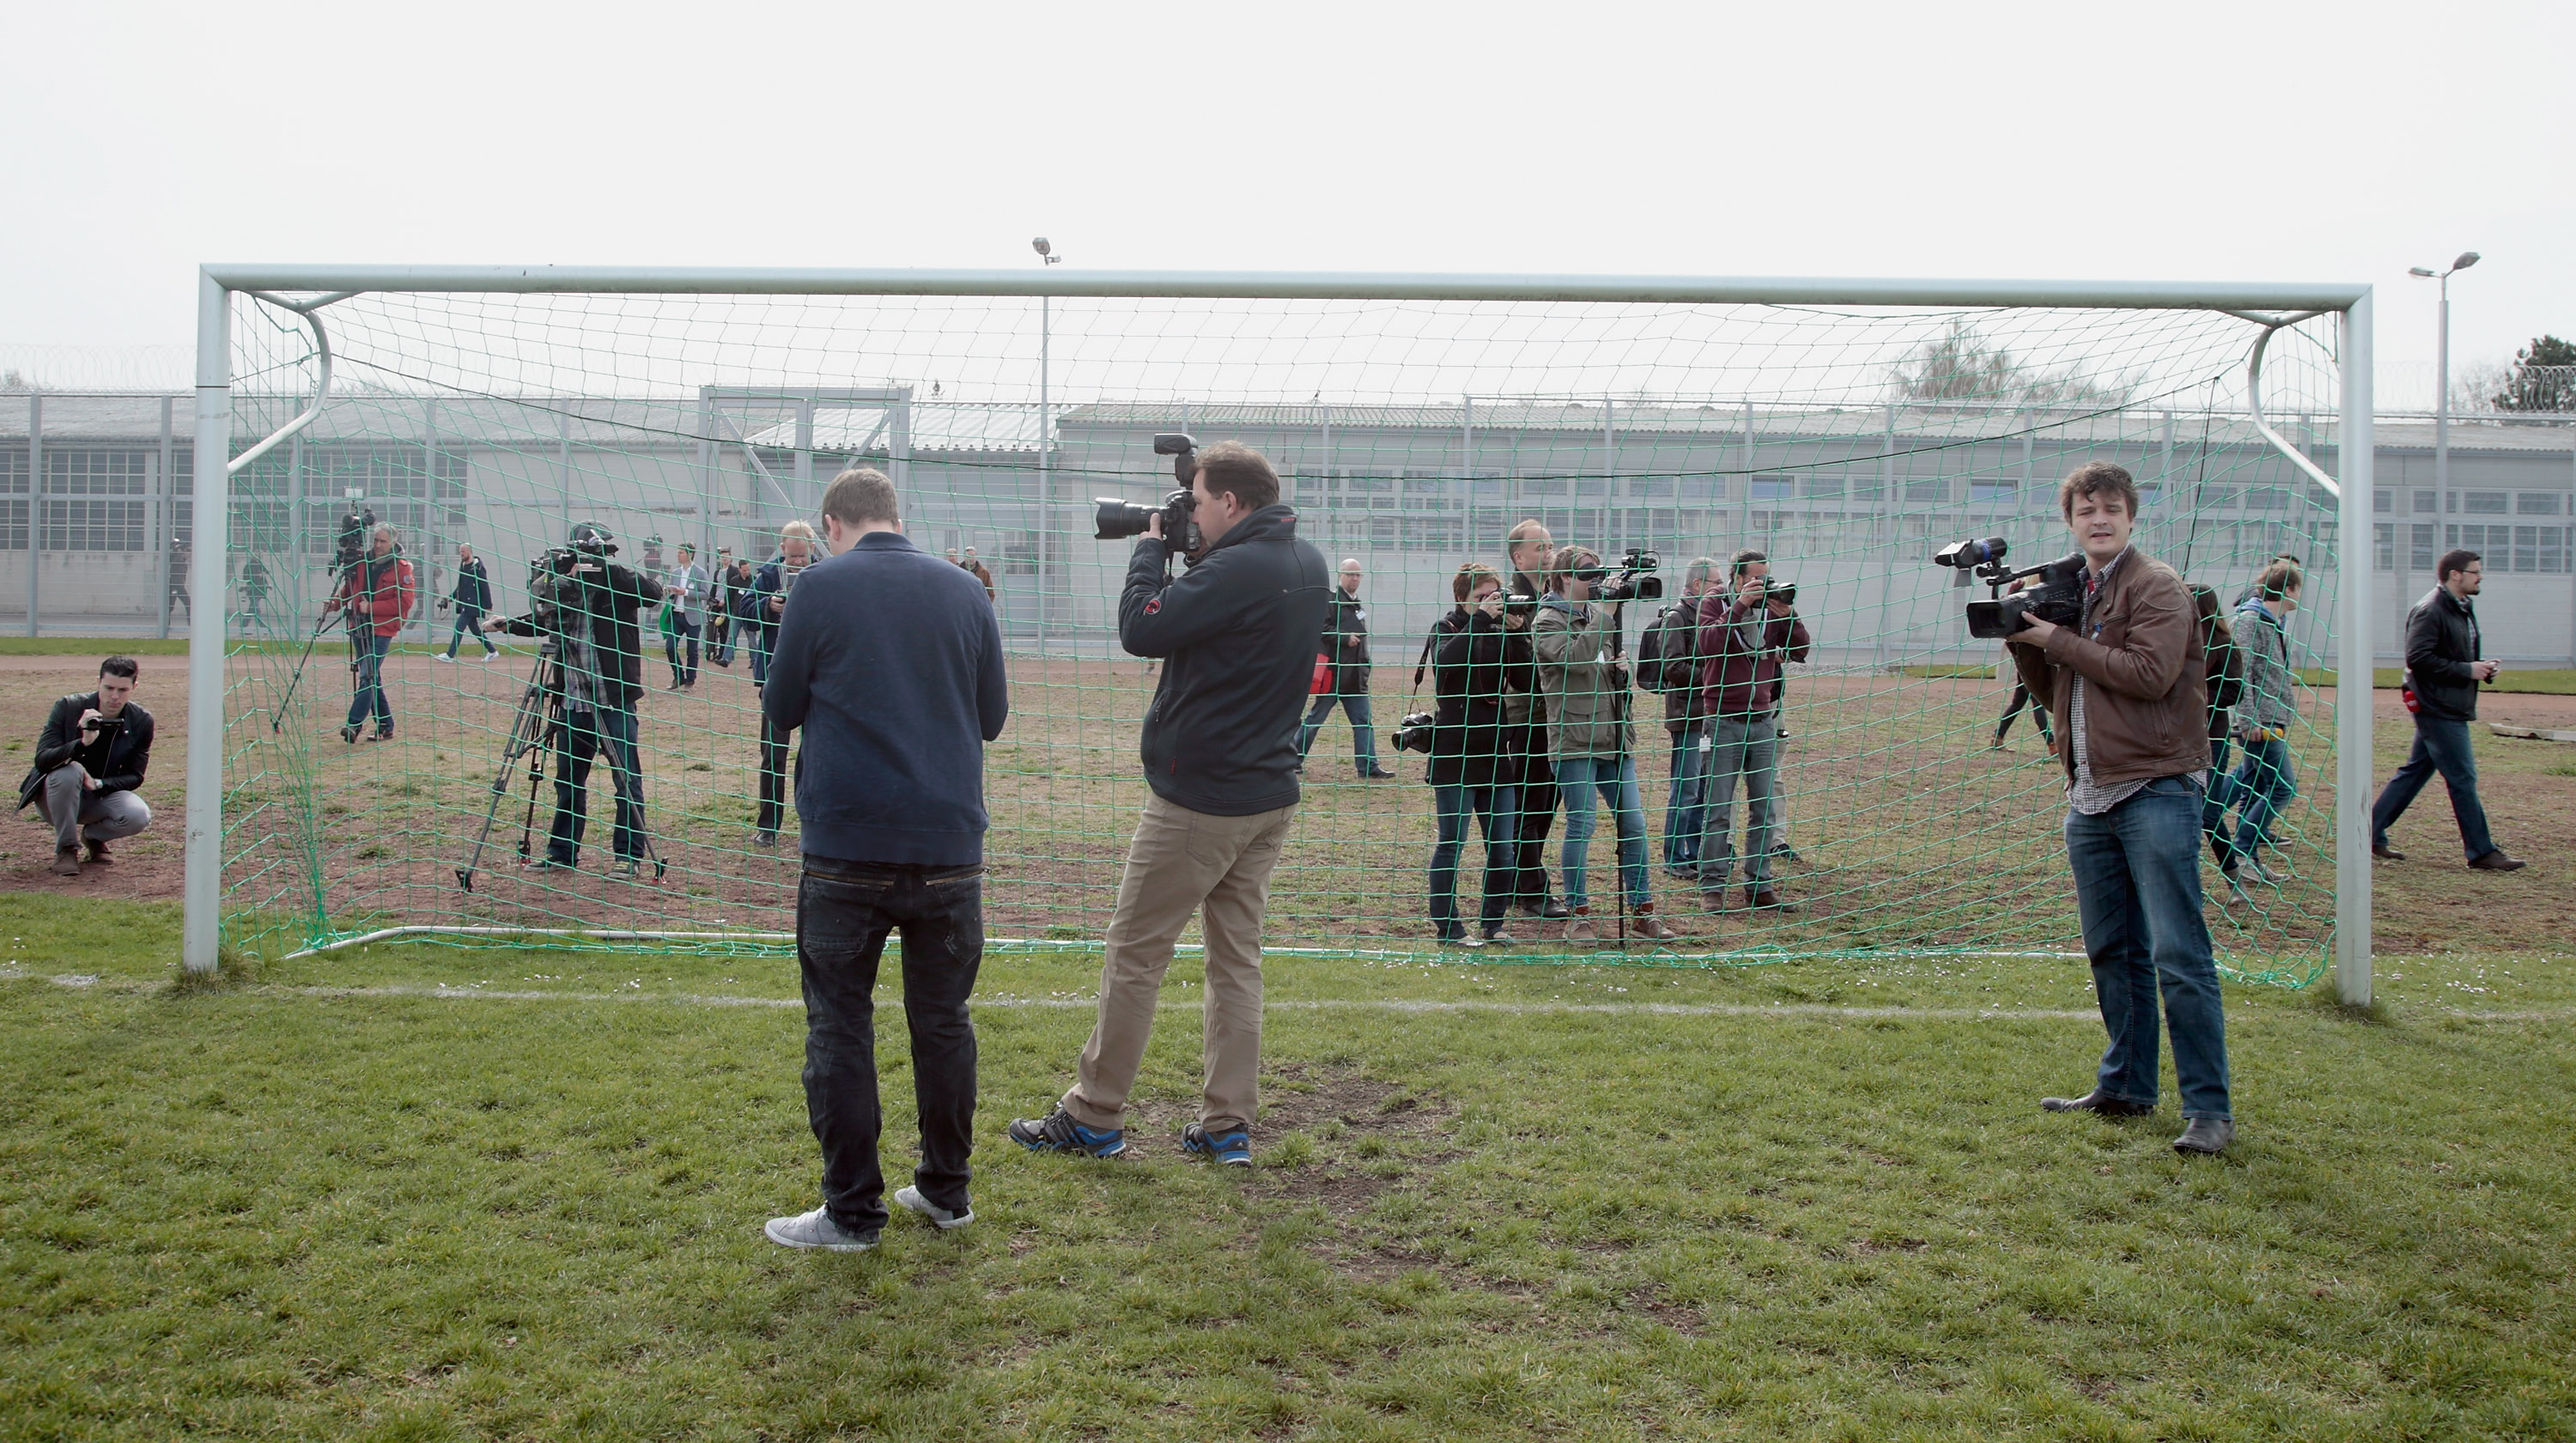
[183,265,2375,1002]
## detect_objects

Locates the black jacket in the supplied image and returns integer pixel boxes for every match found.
[2404,587,2483,722]
[762,532,1009,865]
[1636,599,1703,734]
[449,557,492,611]
[19,693,154,810]
[1121,504,1332,816]
[494,557,664,710]
[1425,608,1528,789]
[1320,585,1371,690]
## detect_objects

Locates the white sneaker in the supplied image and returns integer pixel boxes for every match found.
[763,1207,879,1251]
[432,653,453,663]
[893,1184,974,1230]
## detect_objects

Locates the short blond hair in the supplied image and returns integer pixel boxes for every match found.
[780,520,817,545]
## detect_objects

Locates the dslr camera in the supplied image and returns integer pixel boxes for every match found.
[1932,536,2085,639]
[1392,709,1440,754]
[1094,434,1203,554]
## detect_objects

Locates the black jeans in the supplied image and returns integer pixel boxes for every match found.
[549,705,644,864]
[1510,752,1559,906]
[758,717,790,836]
[798,855,987,1232]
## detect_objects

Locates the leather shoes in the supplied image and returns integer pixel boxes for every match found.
[2468,849,2527,873]
[83,839,112,864]
[2040,1089,2154,1116]
[2172,1117,2234,1154]
[2371,843,2405,861]
[1746,887,1798,913]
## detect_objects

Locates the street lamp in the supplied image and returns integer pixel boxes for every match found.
[2409,251,2481,510]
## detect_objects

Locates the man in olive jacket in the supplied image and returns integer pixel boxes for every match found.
[2009,461,2234,1156]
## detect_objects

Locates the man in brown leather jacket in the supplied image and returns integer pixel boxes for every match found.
[2008,461,2234,1156]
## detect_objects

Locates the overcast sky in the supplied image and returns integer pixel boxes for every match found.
[4,0,2567,408]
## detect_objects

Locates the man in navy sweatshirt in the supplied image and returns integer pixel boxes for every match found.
[1011,441,1331,1167]
[758,467,1010,1253]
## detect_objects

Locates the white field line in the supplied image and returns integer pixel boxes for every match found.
[6,970,2572,1023]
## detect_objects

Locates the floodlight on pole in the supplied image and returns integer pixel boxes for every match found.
[2408,247,2482,511]
[1032,238,1060,648]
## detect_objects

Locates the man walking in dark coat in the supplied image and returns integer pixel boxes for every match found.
[1297,557,1393,777]
[2370,549,2526,871]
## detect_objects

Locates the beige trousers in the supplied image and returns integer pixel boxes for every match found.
[1063,792,1297,1135]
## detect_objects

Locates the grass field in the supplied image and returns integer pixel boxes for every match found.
[6,891,2574,1440]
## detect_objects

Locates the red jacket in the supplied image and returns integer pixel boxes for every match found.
[332,552,417,638]
[1694,593,1811,721]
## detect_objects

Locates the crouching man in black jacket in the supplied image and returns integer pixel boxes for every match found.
[1012,441,1331,1167]
[486,521,665,875]
[21,655,155,877]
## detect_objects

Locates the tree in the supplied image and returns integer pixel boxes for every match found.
[1887,320,2133,407]
[2492,335,2576,413]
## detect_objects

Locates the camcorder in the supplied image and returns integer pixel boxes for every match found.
[1093,434,1204,556]
[334,506,376,571]
[530,529,620,622]
[1932,536,2086,639]
[1392,710,1439,754]
[82,715,127,737]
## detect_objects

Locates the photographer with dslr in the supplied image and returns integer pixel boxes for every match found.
[20,656,155,877]
[1691,550,1809,911]
[1012,441,1329,1166]
[483,521,665,874]
[1532,545,1680,945]
[1422,563,1527,947]
[326,523,416,745]
[2009,461,2234,1155]
[1638,557,1719,875]
[1498,520,1571,922]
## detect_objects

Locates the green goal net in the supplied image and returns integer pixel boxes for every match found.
[210,283,2351,983]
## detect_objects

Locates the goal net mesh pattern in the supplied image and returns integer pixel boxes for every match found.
[214,289,2346,983]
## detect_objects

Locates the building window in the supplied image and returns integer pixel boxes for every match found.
[1800,472,1845,501]
[2243,485,2289,511]
[2409,523,2435,572]
[2413,490,2437,514]
[2519,492,2564,515]
[43,499,148,552]
[47,450,150,496]
[2374,522,2394,571]
[2375,489,2391,514]
[0,500,24,551]
[2463,490,2509,514]
[0,450,27,495]
[1750,475,1793,502]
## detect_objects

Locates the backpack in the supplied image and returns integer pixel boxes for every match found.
[1636,603,1691,695]
[2202,612,2245,713]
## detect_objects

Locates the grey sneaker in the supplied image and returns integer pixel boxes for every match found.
[763,1207,879,1251]
[893,1184,973,1230]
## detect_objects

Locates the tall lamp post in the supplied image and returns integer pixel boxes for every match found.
[2408,251,2480,510]
[1032,237,1059,651]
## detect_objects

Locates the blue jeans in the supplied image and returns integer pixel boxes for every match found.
[2371,715,2497,862]
[345,630,392,734]
[1662,722,1709,868]
[665,615,701,687]
[1299,688,1381,772]
[1555,755,1648,913]
[1430,783,1519,939]
[1695,714,1779,889]
[445,606,496,658]
[549,705,646,864]
[797,856,985,1233]
[2229,734,2296,859]
[2064,776,2232,1120]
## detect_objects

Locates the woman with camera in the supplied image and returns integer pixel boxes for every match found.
[1422,563,1527,947]
[1531,546,1680,945]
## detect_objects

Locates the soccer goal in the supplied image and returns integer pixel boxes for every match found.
[178,268,2376,1002]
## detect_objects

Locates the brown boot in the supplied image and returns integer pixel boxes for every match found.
[1747,887,1801,913]
[1563,910,1598,945]
[84,839,113,865]
[1633,904,1680,942]
[50,847,82,877]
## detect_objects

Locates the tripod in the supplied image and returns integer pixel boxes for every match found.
[272,552,361,732]
[457,643,666,890]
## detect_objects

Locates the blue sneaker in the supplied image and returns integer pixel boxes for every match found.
[1182,1122,1253,1166]
[1008,1107,1127,1158]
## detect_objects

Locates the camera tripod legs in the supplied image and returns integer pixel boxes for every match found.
[458,654,559,892]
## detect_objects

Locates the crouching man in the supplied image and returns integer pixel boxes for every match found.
[2008,462,2235,1155]
[20,656,155,876]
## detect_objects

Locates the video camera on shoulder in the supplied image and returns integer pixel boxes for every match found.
[1576,547,1665,604]
[1093,434,1203,557]
[1933,536,2085,639]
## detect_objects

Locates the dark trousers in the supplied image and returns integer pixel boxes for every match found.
[1430,783,1519,939]
[549,705,644,864]
[446,606,497,658]
[798,856,986,1233]
[345,630,392,734]
[665,616,700,686]
[708,615,733,665]
[757,716,790,836]
[2371,715,2497,862]
[1996,684,2054,744]
[1509,753,1559,906]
